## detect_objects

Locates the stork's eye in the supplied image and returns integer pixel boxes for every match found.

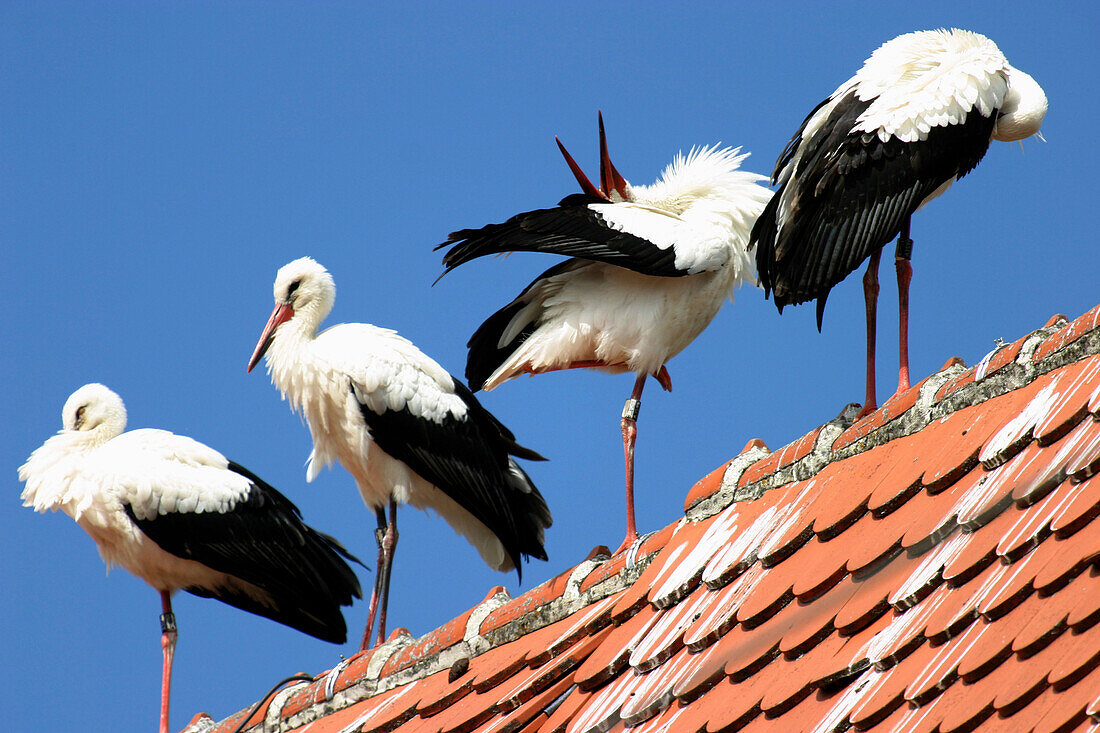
[74,405,87,429]
[286,279,302,300]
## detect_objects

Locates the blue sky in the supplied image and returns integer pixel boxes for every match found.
[3,3,1095,731]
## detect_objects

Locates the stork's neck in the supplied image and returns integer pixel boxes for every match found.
[265,306,326,407]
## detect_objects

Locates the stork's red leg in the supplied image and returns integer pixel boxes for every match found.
[616,375,647,554]
[895,222,914,396]
[159,591,177,733]
[857,249,883,419]
[360,507,389,650]
[373,499,399,649]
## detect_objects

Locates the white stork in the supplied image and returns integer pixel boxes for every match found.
[18,383,361,733]
[751,28,1047,416]
[247,257,552,650]
[437,114,771,552]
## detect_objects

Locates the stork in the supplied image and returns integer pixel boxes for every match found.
[18,383,361,733]
[436,114,771,553]
[247,257,551,650]
[751,28,1047,417]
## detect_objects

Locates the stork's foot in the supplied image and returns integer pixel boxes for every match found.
[655,366,672,392]
[614,530,640,557]
[856,402,878,420]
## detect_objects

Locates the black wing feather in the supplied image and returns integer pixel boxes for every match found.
[752,87,998,323]
[437,194,687,278]
[355,381,551,581]
[125,465,362,643]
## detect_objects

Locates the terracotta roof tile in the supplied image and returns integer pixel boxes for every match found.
[184,307,1100,733]
[1032,303,1100,363]
[573,606,658,690]
[834,547,923,635]
[1032,665,1100,733]
[805,458,874,540]
[682,459,732,512]
[479,675,575,733]
[681,563,765,652]
[833,371,932,453]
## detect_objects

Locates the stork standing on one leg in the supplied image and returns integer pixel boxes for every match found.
[19,384,361,733]
[247,257,551,649]
[437,114,771,552]
[751,28,1047,417]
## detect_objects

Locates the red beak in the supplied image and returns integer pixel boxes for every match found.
[555,112,630,202]
[598,112,630,200]
[556,137,607,201]
[247,302,294,373]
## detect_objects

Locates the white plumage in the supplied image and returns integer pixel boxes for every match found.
[247,256,551,649]
[752,28,1047,416]
[437,115,771,550]
[19,383,361,733]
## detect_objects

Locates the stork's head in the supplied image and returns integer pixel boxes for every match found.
[62,383,127,440]
[247,257,336,372]
[993,66,1048,142]
[556,112,635,203]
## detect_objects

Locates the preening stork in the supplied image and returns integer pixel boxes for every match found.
[247,257,552,650]
[751,28,1047,416]
[18,383,361,733]
[437,114,771,552]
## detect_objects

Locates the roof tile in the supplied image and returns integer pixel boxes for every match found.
[524,596,617,668]
[1034,358,1100,445]
[619,646,696,725]
[1032,664,1100,733]
[479,675,576,733]
[629,588,711,672]
[381,606,476,677]
[921,555,998,644]
[834,547,923,635]
[805,457,874,540]
[1047,619,1100,690]
[682,564,765,652]
[944,504,1019,585]
[919,669,998,733]
[697,493,786,588]
[573,605,659,690]
[1032,303,1100,363]
[980,373,1061,469]
[833,372,931,452]
[682,459,732,512]
[957,598,1042,683]
[900,469,980,553]
[1065,568,1100,630]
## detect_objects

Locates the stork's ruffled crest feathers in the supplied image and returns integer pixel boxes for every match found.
[636,144,771,216]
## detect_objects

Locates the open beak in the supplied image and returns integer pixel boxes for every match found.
[597,112,630,200]
[247,302,294,373]
[555,111,631,202]
[556,137,607,200]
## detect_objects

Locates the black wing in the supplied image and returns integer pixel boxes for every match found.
[355,380,551,580]
[126,464,362,643]
[437,194,688,278]
[752,87,998,327]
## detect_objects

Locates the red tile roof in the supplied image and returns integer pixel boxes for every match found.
[183,303,1100,733]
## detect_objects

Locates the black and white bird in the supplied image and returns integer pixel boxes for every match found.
[751,28,1047,416]
[437,114,771,552]
[18,383,361,733]
[247,257,551,650]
